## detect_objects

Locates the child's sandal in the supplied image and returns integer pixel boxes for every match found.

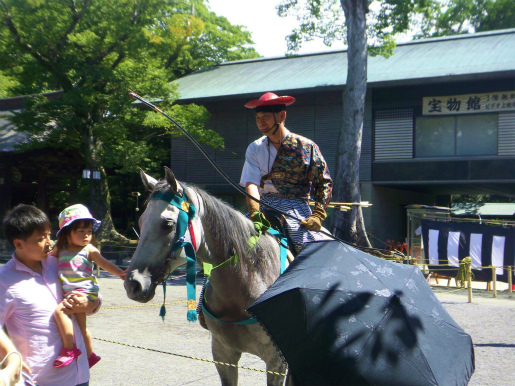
[53,346,81,368]
[88,352,101,369]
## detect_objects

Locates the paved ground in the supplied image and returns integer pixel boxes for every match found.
[85,268,515,386]
[88,271,269,386]
[1,253,513,385]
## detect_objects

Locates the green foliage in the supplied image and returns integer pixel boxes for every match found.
[0,70,19,97]
[0,0,260,234]
[416,0,515,38]
[475,0,515,31]
[278,0,436,57]
[278,0,515,55]
[0,0,258,158]
[452,194,515,204]
[278,0,346,53]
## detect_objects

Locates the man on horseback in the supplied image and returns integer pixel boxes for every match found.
[240,92,333,254]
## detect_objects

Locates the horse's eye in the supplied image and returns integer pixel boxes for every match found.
[162,220,175,230]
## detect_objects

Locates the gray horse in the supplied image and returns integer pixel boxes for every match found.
[124,168,287,386]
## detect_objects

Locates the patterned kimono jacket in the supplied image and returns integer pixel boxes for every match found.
[240,130,333,252]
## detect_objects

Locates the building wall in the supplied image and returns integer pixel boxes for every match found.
[171,89,374,189]
[372,78,515,165]
[361,77,515,248]
[171,77,515,250]
[360,182,436,248]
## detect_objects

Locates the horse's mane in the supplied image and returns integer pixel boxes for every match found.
[150,180,279,277]
[191,186,278,275]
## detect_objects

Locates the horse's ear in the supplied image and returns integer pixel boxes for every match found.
[164,166,183,196]
[140,169,158,191]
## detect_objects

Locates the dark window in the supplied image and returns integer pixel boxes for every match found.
[415,113,497,158]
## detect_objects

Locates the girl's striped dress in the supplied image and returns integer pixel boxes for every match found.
[58,246,99,300]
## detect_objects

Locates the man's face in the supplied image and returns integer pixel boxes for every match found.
[255,111,281,135]
[14,228,52,263]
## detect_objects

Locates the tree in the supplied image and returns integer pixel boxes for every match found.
[416,0,515,37]
[278,0,432,247]
[0,0,259,240]
[279,0,515,247]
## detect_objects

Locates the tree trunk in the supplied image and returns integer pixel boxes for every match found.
[331,0,371,247]
[96,167,128,242]
[85,127,128,243]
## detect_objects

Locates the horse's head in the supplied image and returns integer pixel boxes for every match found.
[124,167,195,302]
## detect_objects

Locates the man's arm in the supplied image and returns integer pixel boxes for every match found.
[245,183,262,221]
[301,143,333,231]
[241,143,265,216]
[309,143,333,208]
[0,328,24,385]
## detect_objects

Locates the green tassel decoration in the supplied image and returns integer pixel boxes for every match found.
[187,309,198,322]
[159,281,167,321]
[159,304,167,321]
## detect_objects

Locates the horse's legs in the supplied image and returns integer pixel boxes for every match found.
[212,338,241,386]
[265,353,287,386]
[282,369,298,386]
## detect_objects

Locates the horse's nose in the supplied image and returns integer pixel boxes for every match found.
[124,277,142,300]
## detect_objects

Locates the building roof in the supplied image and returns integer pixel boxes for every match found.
[452,203,515,217]
[0,112,28,153]
[175,29,515,101]
[0,92,62,153]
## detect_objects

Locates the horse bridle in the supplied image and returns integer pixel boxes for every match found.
[151,187,199,321]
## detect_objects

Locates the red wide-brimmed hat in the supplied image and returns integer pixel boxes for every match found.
[244,92,296,109]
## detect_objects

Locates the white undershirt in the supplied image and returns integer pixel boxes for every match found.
[239,129,291,193]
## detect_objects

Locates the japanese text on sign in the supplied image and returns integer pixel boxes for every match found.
[423,91,515,115]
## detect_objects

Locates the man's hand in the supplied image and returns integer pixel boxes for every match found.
[62,291,98,315]
[248,199,261,222]
[245,183,262,221]
[300,204,327,232]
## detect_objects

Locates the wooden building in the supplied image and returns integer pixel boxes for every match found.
[168,28,515,247]
[0,92,84,229]
[2,29,514,245]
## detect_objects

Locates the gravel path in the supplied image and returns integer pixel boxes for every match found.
[2,256,512,385]
[432,286,515,386]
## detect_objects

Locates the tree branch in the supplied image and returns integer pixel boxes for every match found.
[87,1,140,66]
[0,0,74,90]
[164,51,181,69]
[51,0,89,60]
[111,52,126,69]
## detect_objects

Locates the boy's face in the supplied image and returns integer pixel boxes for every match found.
[14,228,52,265]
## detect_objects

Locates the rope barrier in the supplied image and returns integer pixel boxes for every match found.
[412,260,514,270]
[102,301,186,310]
[431,287,467,294]
[92,337,286,376]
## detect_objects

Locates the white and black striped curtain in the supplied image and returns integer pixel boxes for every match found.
[421,219,515,282]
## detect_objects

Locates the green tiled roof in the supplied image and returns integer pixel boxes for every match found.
[175,29,515,101]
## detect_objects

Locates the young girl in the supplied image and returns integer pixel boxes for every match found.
[51,204,126,369]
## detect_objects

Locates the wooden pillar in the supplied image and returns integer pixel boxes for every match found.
[492,267,497,298]
[37,172,47,211]
[1,158,14,212]
[467,261,473,303]
[69,177,78,204]
[509,266,513,293]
